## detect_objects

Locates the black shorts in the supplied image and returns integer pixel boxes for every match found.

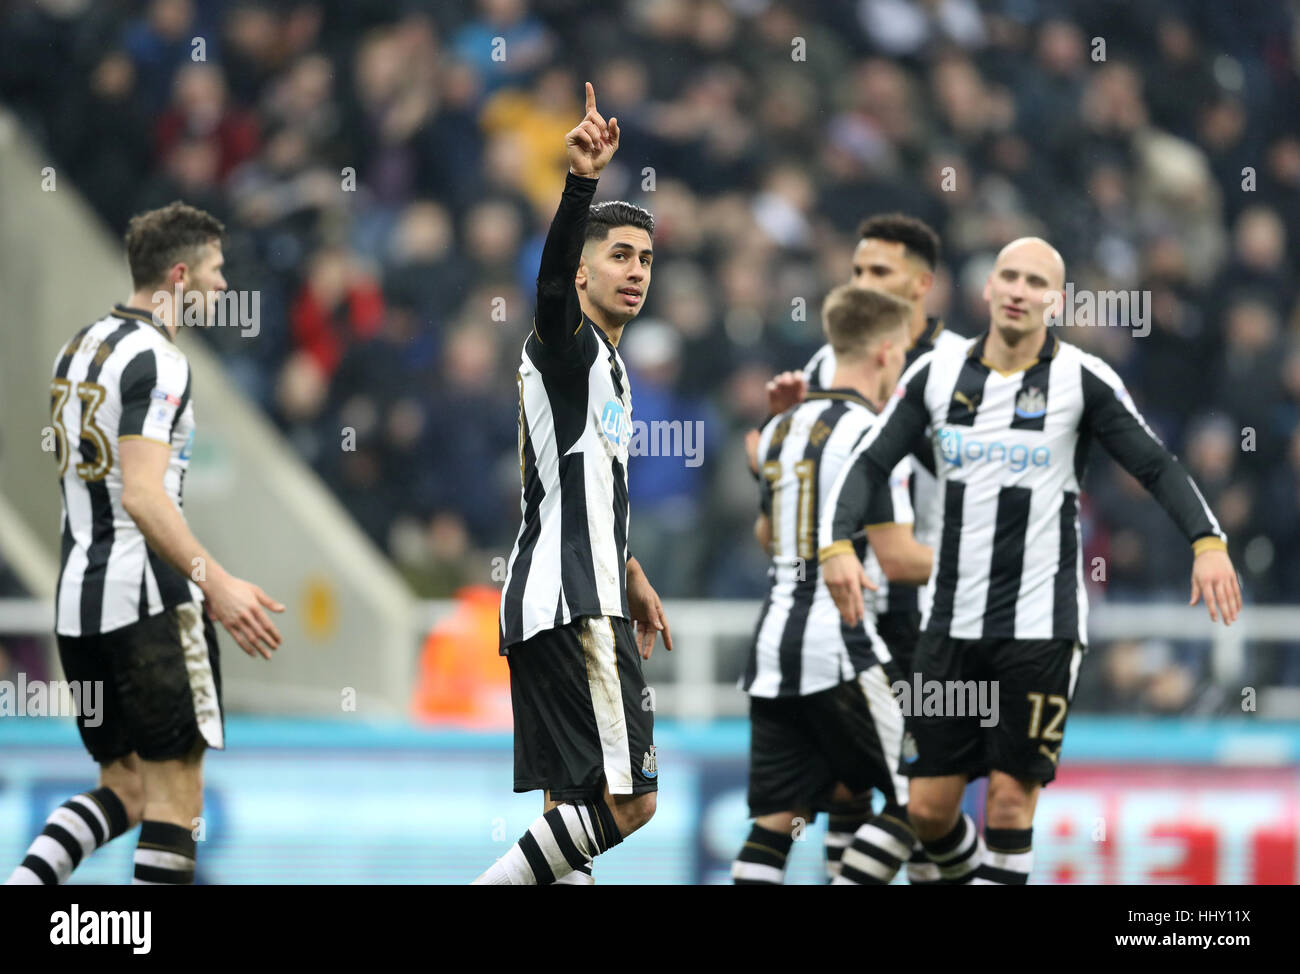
[56,602,225,764]
[877,610,922,674]
[508,615,657,802]
[747,665,908,818]
[906,633,1083,785]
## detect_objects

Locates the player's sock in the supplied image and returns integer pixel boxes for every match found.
[972,827,1033,884]
[5,787,131,885]
[833,806,914,885]
[473,799,622,885]
[906,840,942,884]
[552,861,594,885]
[921,813,984,884]
[824,810,869,881]
[731,824,794,885]
[132,821,196,885]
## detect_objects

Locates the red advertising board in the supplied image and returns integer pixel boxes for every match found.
[1033,765,1299,885]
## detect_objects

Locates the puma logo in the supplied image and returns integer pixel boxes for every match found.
[954,390,981,411]
[1039,743,1061,766]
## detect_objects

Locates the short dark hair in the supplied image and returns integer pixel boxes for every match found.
[584,200,655,245]
[857,213,940,269]
[822,285,911,361]
[124,201,225,289]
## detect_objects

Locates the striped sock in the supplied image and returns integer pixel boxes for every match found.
[921,813,984,884]
[473,800,622,885]
[732,824,794,884]
[6,787,131,885]
[972,827,1033,884]
[824,811,869,881]
[133,821,196,885]
[552,861,594,885]
[834,807,915,885]
[906,840,942,885]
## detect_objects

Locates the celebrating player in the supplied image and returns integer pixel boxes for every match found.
[753,214,960,882]
[820,237,1242,884]
[7,202,283,886]
[474,83,672,886]
[733,286,931,885]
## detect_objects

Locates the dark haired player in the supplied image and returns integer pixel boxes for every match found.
[475,83,673,886]
[821,237,1241,884]
[7,202,282,886]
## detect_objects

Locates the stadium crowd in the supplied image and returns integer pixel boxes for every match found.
[3,0,1299,709]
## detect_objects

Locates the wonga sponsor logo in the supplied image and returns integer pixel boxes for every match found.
[938,428,1050,472]
[600,399,630,448]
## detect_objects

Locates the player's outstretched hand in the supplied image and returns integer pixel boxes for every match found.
[822,552,879,628]
[1189,548,1242,626]
[627,558,673,660]
[766,371,807,416]
[204,569,285,659]
[566,81,620,178]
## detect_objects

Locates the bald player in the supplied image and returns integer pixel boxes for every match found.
[818,237,1241,884]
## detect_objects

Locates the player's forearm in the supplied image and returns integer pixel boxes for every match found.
[121,486,223,593]
[535,171,598,343]
[877,539,933,586]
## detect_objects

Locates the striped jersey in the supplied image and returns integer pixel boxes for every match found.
[823,330,1226,644]
[741,390,895,698]
[52,306,201,636]
[804,317,964,618]
[500,171,632,649]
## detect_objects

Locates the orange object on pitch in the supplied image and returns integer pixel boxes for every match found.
[411,585,512,729]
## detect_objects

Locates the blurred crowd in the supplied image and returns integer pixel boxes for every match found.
[4,0,1300,708]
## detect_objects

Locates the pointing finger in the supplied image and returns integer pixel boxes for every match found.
[585,81,596,115]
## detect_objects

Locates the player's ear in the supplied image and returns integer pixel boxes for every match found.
[575,255,588,289]
[916,269,934,299]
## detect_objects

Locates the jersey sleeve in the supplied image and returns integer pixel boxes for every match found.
[818,356,933,561]
[755,415,779,517]
[119,347,189,444]
[875,456,915,526]
[529,171,600,371]
[1079,356,1227,550]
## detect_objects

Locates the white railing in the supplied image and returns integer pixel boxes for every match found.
[5,599,1297,720]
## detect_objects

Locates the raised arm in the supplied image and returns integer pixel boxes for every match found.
[1080,359,1241,624]
[534,82,620,348]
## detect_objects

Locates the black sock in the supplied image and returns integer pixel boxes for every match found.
[133,821,197,885]
[825,811,870,881]
[976,827,1033,884]
[6,787,130,885]
[836,805,915,885]
[921,813,983,884]
[732,824,794,885]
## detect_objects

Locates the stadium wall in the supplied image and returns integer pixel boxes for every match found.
[1,717,1295,885]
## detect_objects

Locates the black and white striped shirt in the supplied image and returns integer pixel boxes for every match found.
[52,306,201,636]
[822,331,1226,644]
[804,317,964,619]
[500,173,632,649]
[741,391,895,697]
